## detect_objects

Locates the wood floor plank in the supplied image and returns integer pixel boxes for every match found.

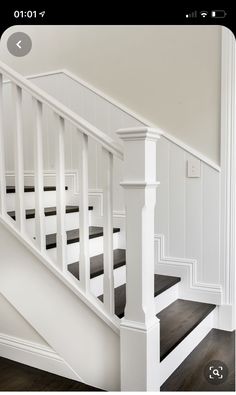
[0,357,103,391]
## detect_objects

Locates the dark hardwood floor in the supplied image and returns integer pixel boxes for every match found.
[0,357,103,391]
[161,328,235,391]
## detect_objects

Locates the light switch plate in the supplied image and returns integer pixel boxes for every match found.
[187,158,201,178]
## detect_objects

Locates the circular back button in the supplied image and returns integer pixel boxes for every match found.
[7,32,32,57]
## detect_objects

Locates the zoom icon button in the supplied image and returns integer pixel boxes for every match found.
[204,360,228,385]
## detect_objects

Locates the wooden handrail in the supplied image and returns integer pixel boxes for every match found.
[0,61,123,160]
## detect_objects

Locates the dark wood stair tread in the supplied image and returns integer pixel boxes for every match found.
[8,205,93,220]
[98,274,181,318]
[46,226,120,249]
[161,328,235,391]
[68,249,126,280]
[157,299,216,361]
[6,186,68,193]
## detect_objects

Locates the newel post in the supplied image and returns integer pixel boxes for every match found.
[117,127,161,391]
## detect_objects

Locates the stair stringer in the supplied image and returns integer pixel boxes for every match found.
[155,234,223,305]
[0,217,120,391]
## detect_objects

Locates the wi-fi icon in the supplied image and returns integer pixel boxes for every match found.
[200,11,208,17]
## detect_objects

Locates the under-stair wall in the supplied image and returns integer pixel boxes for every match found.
[0,219,120,391]
[2,71,221,293]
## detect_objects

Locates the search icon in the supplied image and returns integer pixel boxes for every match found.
[204,360,228,385]
[213,369,220,376]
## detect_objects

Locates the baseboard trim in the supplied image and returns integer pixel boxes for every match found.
[0,333,80,381]
[155,234,223,305]
[217,304,235,331]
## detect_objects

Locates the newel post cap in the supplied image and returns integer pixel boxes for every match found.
[116,126,163,141]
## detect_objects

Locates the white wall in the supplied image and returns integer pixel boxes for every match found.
[0,25,221,164]
[0,294,46,345]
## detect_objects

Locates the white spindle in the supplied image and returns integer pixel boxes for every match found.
[0,73,7,216]
[55,114,66,271]
[102,148,114,314]
[78,132,90,292]
[33,99,45,251]
[13,84,25,232]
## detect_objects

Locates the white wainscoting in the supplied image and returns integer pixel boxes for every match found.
[2,71,221,290]
[156,138,221,285]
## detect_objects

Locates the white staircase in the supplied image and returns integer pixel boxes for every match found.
[0,61,218,391]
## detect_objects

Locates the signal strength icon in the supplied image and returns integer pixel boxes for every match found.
[200,11,208,17]
[186,11,197,18]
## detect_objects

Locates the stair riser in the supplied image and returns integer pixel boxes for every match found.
[25,212,92,236]
[155,283,179,314]
[90,265,126,297]
[47,233,120,264]
[6,191,68,211]
[160,308,216,386]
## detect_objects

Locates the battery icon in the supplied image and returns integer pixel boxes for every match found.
[211,10,227,18]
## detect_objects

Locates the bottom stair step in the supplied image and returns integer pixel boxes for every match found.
[68,249,126,280]
[98,274,181,318]
[161,328,235,391]
[158,299,216,361]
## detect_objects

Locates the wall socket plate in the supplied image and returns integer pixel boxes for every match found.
[187,158,201,178]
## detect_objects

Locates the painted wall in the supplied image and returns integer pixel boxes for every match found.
[0,25,221,164]
[0,294,46,345]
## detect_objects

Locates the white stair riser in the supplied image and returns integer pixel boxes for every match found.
[25,212,92,236]
[47,233,120,264]
[6,191,69,211]
[160,308,216,386]
[90,265,126,297]
[155,283,179,314]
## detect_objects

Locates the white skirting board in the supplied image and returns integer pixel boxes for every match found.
[0,333,80,381]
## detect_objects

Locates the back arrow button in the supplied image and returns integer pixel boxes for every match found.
[7,32,32,57]
[16,40,22,49]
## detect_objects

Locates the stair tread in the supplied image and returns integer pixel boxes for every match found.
[98,274,181,318]
[157,299,216,361]
[161,328,235,391]
[68,249,126,280]
[8,205,93,220]
[6,186,68,193]
[46,226,120,249]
